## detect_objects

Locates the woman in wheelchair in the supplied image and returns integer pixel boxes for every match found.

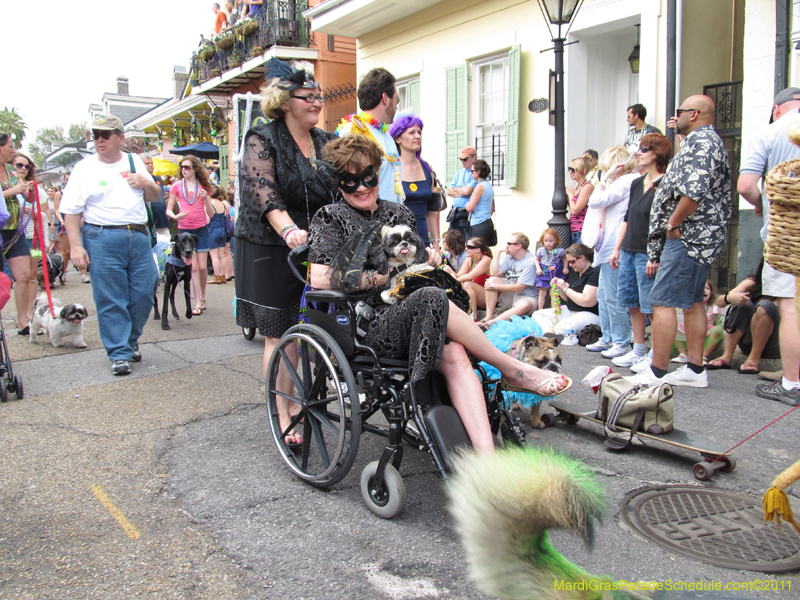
[307,136,572,451]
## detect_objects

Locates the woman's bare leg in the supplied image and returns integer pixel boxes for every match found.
[445,301,568,392]
[8,255,33,330]
[437,342,494,451]
[264,336,301,443]
[192,251,208,309]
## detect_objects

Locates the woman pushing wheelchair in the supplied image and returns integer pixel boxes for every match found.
[307,136,572,451]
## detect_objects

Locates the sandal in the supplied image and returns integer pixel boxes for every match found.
[501,375,573,397]
[192,299,206,315]
[283,426,303,450]
[706,358,731,370]
[738,362,760,374]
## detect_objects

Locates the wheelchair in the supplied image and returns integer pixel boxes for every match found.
[265,246,526,518]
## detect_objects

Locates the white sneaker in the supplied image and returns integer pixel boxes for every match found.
[670,353,688,364]
[601,343,632,359]
[630,355,652,373]
[613,349,646,368]
[629,367,669,387]
[586,339,613,352]
[668,365,708,388]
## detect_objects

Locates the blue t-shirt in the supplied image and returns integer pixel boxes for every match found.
[470,179,494,225]
[450,168,477,208]
[499,250,537,298]
[338,119,402,203]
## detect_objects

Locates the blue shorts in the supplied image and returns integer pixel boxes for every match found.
[649,238,710,310]
[1,229,31,259]
[617,250,654,314]
[178,225,210,253]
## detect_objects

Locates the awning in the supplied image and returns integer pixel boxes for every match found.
[171,142,220,159]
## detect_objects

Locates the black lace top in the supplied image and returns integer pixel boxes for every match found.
[236,119,338,246]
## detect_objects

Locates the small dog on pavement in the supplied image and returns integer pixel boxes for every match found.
[505,334,563,428]
[154,232,198,330]
[29,293,88,348]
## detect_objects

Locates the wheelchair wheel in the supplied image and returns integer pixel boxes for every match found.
[242,326,256,341]
[266,324,361,488]
[361,461,406,519]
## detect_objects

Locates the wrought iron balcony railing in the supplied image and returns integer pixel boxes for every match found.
[192,0,313,84]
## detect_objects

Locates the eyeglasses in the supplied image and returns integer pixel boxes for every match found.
[92,130,118,140]
[466,244,479,250]
[638,146,652,154]
[675,108,700,115]
[506,241,520,247]
[339,165,378,194]
[180,165,193,171]
[291,94,325,104]
[567,167,576,174]
[14,162,30,170]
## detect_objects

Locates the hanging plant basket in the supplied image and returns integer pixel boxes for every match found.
[228,58,242,69]
[199,46,215,62]
[215,35,235,50]
[236,19,259,37]
[250,46,264,58]
[209,68,221,78]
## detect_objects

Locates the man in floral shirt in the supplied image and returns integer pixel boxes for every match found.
[632,95,731,389]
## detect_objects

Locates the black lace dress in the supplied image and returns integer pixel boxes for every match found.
[235,119,337,337]
[308,200,450,382]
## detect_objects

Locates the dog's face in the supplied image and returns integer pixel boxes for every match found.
[171,233,199,262]
[508,336,562,373]
[382,225,428,266]
[59,303,88,324]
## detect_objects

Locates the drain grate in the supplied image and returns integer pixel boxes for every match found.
[621,485,800,573]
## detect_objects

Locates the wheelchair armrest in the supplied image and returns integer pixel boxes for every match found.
[305,289,348,303]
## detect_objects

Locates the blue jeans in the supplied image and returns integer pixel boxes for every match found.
[618,250,654,314]
[597,262,631,345]
[82,224,158,362]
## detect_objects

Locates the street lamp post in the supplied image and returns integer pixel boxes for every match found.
[537,0,584,248]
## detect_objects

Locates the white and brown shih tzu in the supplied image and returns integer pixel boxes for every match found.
[29,294,88,348]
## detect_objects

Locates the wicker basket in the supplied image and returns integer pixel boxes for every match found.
[764,158,800,276]
[215,36,235,50]
[236,20,259,37]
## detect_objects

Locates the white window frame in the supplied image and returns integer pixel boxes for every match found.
[470,53,510,188]
[395,76,419,115]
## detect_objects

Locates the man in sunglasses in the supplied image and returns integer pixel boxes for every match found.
[633,95,731,389]
[738,87,800,405]
[60,114,160,376]
[445,146,477,237]
[624,103,661,154]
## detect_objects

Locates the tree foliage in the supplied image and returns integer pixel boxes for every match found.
[0,107,28,147]
[28,123,88,166]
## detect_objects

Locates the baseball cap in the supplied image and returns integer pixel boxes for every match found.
[91,114,124,131]
[774,88,800,106]
[458,146,477,159]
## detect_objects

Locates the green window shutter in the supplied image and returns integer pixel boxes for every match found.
[505,44,521,188]
[445,63,468,182]
[219,143,230,183]
[409,78,421,117]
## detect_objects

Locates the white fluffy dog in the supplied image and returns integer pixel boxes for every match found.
[380,224,430,305]
[29,294,88,348]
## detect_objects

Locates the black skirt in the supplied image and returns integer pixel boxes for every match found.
[234,238,305,338]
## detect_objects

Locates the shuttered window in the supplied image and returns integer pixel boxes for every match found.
[444,63,468,182]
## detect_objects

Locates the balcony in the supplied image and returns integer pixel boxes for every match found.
[192,0,314,90]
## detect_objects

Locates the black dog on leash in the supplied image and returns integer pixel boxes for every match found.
[154,233,198,330]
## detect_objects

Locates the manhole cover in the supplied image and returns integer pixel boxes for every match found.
[621,485,800,573]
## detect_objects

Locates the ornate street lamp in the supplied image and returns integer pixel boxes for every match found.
[536,0,585,248]
[628,25,641,74]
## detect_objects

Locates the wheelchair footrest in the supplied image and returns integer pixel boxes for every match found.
[425,405,472,473]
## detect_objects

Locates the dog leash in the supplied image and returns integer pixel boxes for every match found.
[31,186,57,318]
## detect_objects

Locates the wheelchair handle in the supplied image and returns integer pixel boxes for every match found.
[288,244,309,284]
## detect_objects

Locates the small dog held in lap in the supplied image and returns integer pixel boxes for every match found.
[29,293,88,348]
[154,232,198,330]
[380,225,470,312]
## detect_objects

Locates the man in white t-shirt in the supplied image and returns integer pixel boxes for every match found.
[481,232,538,327]
[337,68,402,203]
[61,114,160,376]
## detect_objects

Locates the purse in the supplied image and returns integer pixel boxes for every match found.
[128,154,158,248]
[225,213,235,237]
[430,170,447,212]
[596,372,674,446]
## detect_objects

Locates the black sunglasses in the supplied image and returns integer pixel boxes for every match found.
[459,156,474,162]
[638,146,652,154]
[567,167,576,174]
[14,162,30,170]
[290,94,324,104]
[92,130,118,140]
[339,165,378,193]
[466,244,479,250]
[180,164,193,170]
[675,108,700,115]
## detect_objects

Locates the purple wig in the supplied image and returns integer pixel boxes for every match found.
[388,113,433,173]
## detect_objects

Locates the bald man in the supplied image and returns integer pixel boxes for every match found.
[738,87,800,406]
[633,95,732,388]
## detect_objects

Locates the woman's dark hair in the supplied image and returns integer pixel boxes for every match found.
[11,151,36,181]
[357,68,396,111]
[442,229,465,255]
[211,184,228,201]
[566,242,594,263]
[472,159,490,179]
[468,236,493,259]
[640,133,672,172]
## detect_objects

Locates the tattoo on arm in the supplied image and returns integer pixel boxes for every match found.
[516,370,524,380]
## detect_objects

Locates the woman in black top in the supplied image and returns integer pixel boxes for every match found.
[610,134,672,367]
[236,58,337,444]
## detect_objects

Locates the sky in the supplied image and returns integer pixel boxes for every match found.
[5,1,210,152]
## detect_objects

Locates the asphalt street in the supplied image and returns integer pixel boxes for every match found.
[0,270,798,599]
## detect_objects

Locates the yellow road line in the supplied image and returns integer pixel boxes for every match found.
[91,485,140,540]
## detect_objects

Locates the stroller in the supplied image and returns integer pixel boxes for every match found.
[0,271,23,401]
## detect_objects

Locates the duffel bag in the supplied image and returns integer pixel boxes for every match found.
[597,373,674,446]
